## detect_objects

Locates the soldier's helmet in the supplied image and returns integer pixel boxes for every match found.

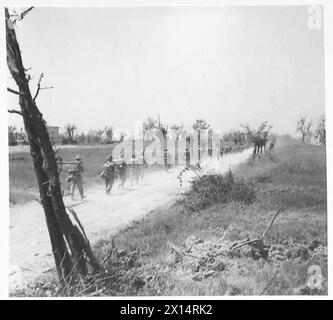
[69,169,76,174]
[74,155,81,161]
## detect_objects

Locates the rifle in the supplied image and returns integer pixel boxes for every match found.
[56,156,81,166]
[56,157,81,175]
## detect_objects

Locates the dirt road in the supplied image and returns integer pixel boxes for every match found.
[9,149,252,290]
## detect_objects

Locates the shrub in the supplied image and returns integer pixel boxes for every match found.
[179,171,256,211]
[255,174,272,183]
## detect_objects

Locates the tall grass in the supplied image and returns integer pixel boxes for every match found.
[235,137,327,210]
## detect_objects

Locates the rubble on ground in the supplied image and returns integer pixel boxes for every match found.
[163,233,327,282]
[15,235,327,296]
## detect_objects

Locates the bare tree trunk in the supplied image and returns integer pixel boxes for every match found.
[6,9,101,284]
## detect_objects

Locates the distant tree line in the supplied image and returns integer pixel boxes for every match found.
[296,115,325,145]
[10,114,325,148]
[60,124,114,145]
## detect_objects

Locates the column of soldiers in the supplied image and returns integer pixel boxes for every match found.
[62,152,147,199]
[61,140,248,199]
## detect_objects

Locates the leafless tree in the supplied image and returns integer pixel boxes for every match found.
[192,119,210,161]
[315,115,326,145]
[242,121,273,156]
[192,119,210,131]
[296,116,312,143]
[171,124,184,164]
[104,126,113,143]
[6,7,101,285]
[64,123,76,143]
[143,117,157,136]
[155,114,168,139]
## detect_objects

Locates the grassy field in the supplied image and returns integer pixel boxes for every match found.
[15,136,327,296]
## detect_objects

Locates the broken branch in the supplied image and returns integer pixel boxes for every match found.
[231,239,261,251]
[231,208,282,252]
[8,109,22,116]
[261,208,282,239]
[40,86,54,90]
[33,73,43,101]
[7,87,22,96]
[13,7,34,23]
[166,241,201,259]
[33,74,53,101]
[259,265,280,295]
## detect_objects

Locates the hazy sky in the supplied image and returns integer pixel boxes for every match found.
[7,6,325,135]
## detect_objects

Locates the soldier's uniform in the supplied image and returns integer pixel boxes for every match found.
[117,159,128,190]
[163,148,170,171]
[139,150,147,181]
[139,153,146,181]
[129,155,141,186]
[101,155,117,194]
[66,155,85,200]
[185,148,190,167]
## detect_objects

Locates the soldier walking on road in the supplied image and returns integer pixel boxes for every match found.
[100,154,117,194]
[129,154,141,186]
[185,147,190,167]
[66,154,85,200]
[138,149,147,181]
[117,158,128,191]
[163,148,170,172]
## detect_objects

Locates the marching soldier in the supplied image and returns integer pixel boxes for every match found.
[163,148,170,171]
[66,154,85,200]
[139,149,147,181]
[129,154,141,186]
[185,147,190,167]
[117,158,128,191]
[100,154,117,194]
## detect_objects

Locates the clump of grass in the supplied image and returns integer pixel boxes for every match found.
[179,171,256,211]
[272,152,326,177]
[255,174,272,183]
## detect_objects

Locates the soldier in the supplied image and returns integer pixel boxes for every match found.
[219,146,224,158]
[117,158,128,191]
[139,149,147,181]
[66,155,85,200]
[185,147,190,167]
[129,154,141,186]
[100,154,117,194]
[163,148,170,171]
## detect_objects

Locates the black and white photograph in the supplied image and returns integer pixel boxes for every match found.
[1,1,331,299]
